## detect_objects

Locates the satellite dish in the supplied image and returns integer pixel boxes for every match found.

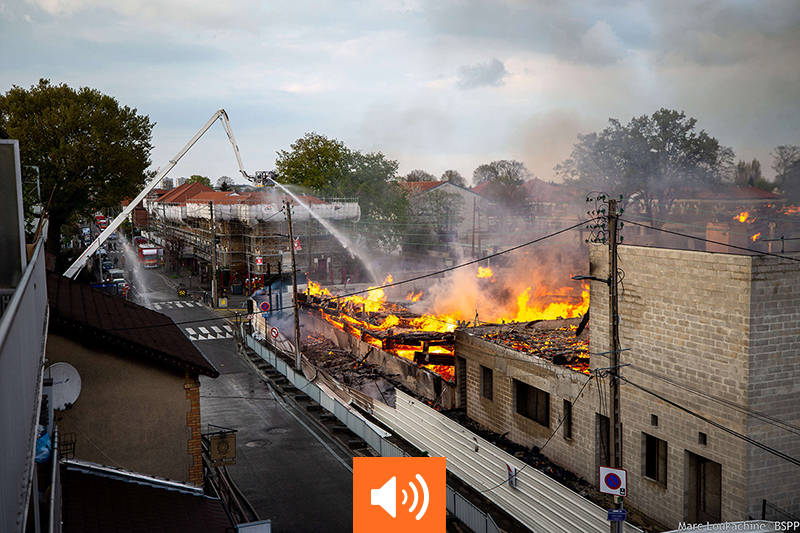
[46,362,82,410]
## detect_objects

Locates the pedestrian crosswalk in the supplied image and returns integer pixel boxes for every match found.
[185,324,234,342]
[151,300,203,310]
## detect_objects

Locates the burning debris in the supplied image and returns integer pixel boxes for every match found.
[474,318,590,374]
[303,279,456,381]
[302,259,592,380]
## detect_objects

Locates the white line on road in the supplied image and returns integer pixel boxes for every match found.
[199,327,210,335]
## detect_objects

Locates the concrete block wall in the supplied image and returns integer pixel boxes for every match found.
[747,256,800,518]
[456,331,597,484]
[590,244,753,527]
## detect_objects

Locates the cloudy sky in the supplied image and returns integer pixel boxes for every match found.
[1,0,799,185]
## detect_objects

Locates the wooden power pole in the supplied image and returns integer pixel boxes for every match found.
[285,200,302,372]
[608,199,623,533]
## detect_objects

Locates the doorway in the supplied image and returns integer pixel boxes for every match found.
[686,451,722,523]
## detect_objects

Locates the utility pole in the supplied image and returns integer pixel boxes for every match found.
[210,201,218,308]
[608,198,623,533]
[285,200,302,372]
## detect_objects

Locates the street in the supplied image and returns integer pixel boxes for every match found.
[129,262,355,532]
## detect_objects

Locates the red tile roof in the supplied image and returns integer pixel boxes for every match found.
[156,181,215,204]
[47,272,219,378]
[61,460,233,532]
[399,181,446,194]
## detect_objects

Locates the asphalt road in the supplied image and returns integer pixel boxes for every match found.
[131,264,355,532]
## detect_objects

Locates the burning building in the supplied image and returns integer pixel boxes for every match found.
[424,242,800,529]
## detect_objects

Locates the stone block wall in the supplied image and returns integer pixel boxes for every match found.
[590,244,752,527]
[456,331,597,484]
[747,256,800,518]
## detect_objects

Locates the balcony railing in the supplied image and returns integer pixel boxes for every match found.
[0,238,48,533]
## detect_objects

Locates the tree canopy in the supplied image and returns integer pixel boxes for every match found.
[555,109,734,229]
[402,169,437,182]
[0,79,154,258]
[187,174,211,187]
[216,175,235,191]
[441,169,466,187]
[771,145,800,192]
[274,132,408,251]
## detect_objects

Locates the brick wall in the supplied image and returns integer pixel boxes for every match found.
[185,371,203,486]
[747,256,800,518]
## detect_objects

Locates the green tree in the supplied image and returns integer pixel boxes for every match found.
[402,169,437,182]
[0,79,153,259]
[771,145,800,190]
[556,109,734,230]
[441,169,466,187]
[216,175,235,191]
[275,132,408,251]
[406,187,465,253]
[472,160,532,217]
[187,174,211,187]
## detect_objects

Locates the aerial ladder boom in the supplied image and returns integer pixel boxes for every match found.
[64,109,251,279]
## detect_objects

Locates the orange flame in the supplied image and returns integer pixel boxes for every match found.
[735,211,754,223]
[752,233,761,242]
[406,291,423,302]
[477,266,493,278]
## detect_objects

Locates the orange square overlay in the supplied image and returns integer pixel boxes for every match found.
[353,456,446,533]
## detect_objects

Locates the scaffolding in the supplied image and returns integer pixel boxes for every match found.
[146,191,362,291]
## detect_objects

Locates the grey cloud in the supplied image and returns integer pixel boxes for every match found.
[456,58,507,89]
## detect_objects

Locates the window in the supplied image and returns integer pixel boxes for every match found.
[643,433,668,487]
[698,432,707,446]
[563,399,573,440]
[480,365,493,401]
[514,380,549,427]
[650,414,658,427]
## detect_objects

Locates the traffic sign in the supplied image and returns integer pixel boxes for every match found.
[607,509,627,522]
[259,301,271,312]
[599,466,627,496]
[270,326,280,339]
[256,257,263,265]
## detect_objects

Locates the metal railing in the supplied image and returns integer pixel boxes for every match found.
[0,238,48,533]
[244,333,503,533]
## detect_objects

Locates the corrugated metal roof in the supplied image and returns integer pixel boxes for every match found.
[47,272,219,378]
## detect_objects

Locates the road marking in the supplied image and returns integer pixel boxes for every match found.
[185,327,196,336]
[174,302,184,308]
[152,303,162,310]
[223,325,233,332]
[211,326,223,334]
[199,327,210,335]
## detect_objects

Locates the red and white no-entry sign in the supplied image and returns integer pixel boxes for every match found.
[270,327,280,339]
[256,257,263,265]
[599,466,627,496]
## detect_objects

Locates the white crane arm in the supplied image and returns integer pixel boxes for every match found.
[64,108,250,279]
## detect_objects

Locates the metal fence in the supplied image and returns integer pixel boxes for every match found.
[447,486,502,533]
[245,333,501,532]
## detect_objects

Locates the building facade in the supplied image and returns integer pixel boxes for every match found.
[457,244,800,528]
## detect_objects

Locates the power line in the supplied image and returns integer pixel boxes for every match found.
[107,218,595,332]
[478,374,594,494]
[622,378,800,469]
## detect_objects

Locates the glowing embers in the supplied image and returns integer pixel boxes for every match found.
[479,323,589,374]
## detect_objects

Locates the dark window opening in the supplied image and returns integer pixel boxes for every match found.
[698,432,707,446]
[481,365,493,401]
[563,399,573,440]
[514,380,549,427]
[651,414,659,427]
[643,433,668,487]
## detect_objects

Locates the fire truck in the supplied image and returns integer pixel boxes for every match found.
[137,243,162,268]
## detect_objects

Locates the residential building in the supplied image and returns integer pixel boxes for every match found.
[46,271,220,485]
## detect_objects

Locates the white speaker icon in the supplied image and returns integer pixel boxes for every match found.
[370,475,429,520]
